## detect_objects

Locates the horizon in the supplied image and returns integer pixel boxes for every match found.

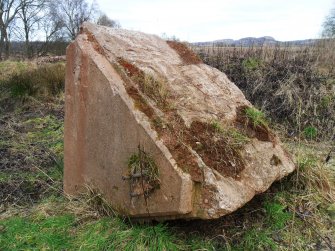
[194,35,320,43]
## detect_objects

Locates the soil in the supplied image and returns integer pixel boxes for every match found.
[0,102,63,207]
[126,86,155,119]
[166,41,203,65]
[188,121,245,178]
[0,178,60,207]
[0,148,30,170]
[118,58,144,78]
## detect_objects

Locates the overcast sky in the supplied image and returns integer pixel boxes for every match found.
[95,0,334,42]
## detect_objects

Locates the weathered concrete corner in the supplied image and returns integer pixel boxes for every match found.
[64,22,295,220]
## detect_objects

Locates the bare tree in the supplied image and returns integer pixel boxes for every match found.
[322,7,335,38]
[50,0,97,40]
[17,0,46,57]
[36,9,65,56]
[97,13,120,28]
[0,0,22,58]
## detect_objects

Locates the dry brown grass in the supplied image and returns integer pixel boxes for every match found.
[66,185,117,223]
[195,40,335,140]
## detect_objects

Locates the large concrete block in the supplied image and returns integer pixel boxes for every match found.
[64,22,295,220]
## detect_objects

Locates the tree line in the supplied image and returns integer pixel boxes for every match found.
[0,0,119,59]
[1,0,334,60]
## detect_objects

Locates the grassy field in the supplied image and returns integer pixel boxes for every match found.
[0,59,334,250]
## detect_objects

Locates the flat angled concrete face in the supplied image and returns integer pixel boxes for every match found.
[64,36,193,218]
[64,22,296,220]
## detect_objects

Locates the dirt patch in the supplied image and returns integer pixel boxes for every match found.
[118,58,143,78]
[0,178,61,207]
[0,148,30,170]
[187,121,245,178]
[157,113,204,182]
[0,100,64,207]
[167,41,202,65]
[0,111,62,171]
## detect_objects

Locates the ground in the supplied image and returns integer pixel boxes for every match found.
[0,61,334,250]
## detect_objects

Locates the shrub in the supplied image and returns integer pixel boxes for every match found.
[9,71,37,97]
[242,57,262,71]
[35,63,65,95]
[6,63,65,99]
[303,126,318,140]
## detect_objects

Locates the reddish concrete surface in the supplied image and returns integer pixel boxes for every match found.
[64,23,295,220]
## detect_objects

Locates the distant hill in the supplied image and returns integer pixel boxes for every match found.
[194,36,319,46]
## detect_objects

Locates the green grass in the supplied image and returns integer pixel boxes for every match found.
[2,114,64,161]
[0,166,62,183]
[230,199,292,250]
[210,120,225,133]
[244,107,268,127]
[226,127,250,146]
[297,154,318,171]
[1,204,210,251]
[1,60,334,251]
[242,57,263,71]
[321,95,333,108]
[75,219,184,250]
[0,214,75,250]
[0,64,65,206]
[24,115,64,156]
[264,201,291,230]
[303,126,318,140]
[9,72,37,97]
[4,200,297,251]
[0,112,64,204]
[235,228,278,251]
